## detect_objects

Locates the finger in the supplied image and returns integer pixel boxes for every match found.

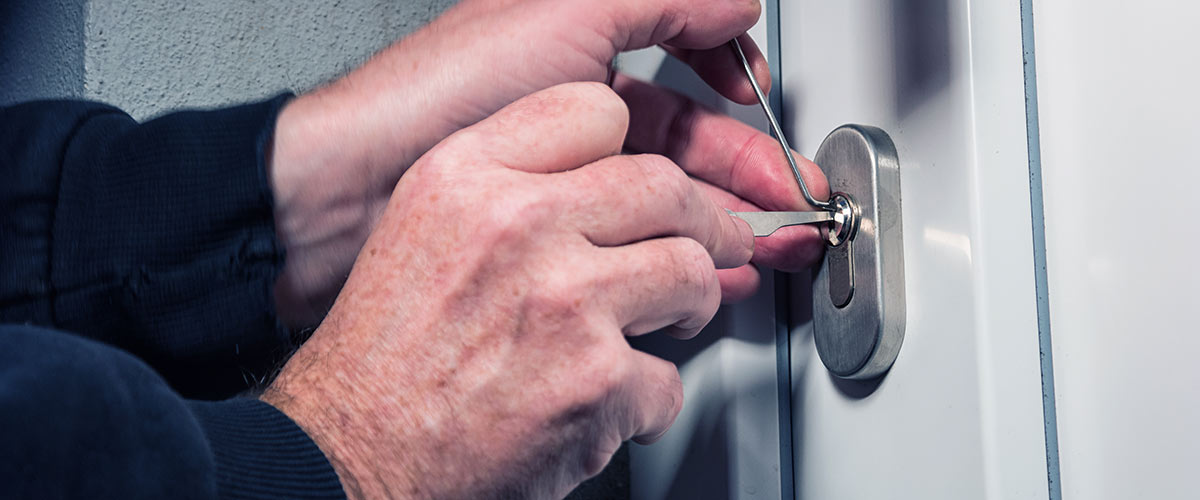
[661,33,770,106]
[613,75,830,211]
[592,237,722,339]
[560,154,754,269]
[695,178,826,272]
[441,82,628,173]
[605,0,761,51]
[717,265,761,304]
[623,350,684,444]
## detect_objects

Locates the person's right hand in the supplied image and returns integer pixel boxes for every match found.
[267,0,828,328]
[262,82,756,499]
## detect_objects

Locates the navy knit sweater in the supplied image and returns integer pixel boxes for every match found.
[0,96,345,498]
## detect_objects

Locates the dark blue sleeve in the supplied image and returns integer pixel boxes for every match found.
[0,99,345,498]
[1,97,292,399]
[0,324,343,499]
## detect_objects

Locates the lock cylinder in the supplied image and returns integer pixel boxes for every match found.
[823,193,860,247]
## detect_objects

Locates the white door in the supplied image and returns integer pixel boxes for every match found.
[632,1,1057,498]
[781,1,1053,498]
[630,1,1200,499]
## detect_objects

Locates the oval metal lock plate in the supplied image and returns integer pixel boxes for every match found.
[812,125,906,380]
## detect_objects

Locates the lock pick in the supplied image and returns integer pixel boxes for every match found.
[725,37,846,239]
[728,37,832,212]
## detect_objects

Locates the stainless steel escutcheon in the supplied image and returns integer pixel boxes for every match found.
[812,125,906,380]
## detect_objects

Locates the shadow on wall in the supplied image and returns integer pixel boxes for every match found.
[891,0,952,118]
[0,0,87,106]
[650,55,727,110]
[631,321,778,500]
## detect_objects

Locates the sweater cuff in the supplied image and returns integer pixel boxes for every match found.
[52,93,297,399]
[189,398,345,499]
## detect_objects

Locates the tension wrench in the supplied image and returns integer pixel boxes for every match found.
[727,209,835,237]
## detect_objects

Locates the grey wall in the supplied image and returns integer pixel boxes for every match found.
[2,0,456,119]
[84,0,457,119]
[0,0,87,105]
[1,2,633,496]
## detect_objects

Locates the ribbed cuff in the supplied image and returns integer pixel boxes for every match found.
[188,398,345,499]
[51,93,298,399]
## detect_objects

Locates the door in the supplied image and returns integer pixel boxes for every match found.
[782,1,1053,498]
[626,1,1058,499]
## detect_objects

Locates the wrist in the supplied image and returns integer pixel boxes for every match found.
[260,359,367,499]
[267,92,392,328]
[261,339,425,500]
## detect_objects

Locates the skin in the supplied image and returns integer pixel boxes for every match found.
[268,0,829,327]
[261,0,830,497]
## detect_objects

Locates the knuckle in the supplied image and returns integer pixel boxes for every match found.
[572,340,628,403]
[573,81,629,120]
[479,183,559,237]
[420,131,478,170]
[669,238,718,295]
[583,442,619,478]
[663,239,720,331]
[633,153,678,179]
[541,82,629,130]
[570,161,616,198]
[660,365,684,422]
[635,154,691,204]
[525,270,586,319]
[698,272,722,322]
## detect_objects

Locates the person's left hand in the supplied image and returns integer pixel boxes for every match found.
[267,0,829,327]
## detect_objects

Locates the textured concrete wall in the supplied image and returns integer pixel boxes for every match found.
[84,0,457,120]
[1,0,455,117]
[2,2,634,495]
[0,0,87,105]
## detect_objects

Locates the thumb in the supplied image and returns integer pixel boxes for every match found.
[446,82,629,174]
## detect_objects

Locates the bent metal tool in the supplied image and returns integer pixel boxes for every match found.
[726,37,858,247]
[728,37,831,212]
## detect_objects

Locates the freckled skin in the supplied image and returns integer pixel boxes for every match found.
[266,0,799,329]
[267,84,746,499]
[260,0,829,498]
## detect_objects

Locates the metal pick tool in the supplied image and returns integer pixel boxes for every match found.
[727,37,831,212]
[726,38,860,243]
[727,209,834,237]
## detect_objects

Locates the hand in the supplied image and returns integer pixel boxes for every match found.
[267,0,827,327]
[264,83,755,498]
